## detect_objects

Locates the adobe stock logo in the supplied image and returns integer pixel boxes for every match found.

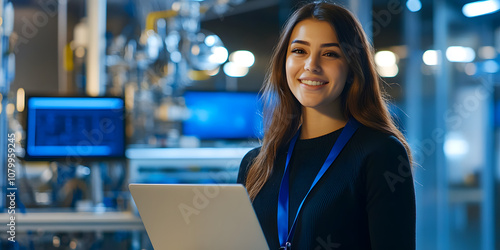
[384,75,495,192]
[65,117,117,164]
[178,186,221,225]
[178,159,240,224]
[384,155,412,192]
[315,234,341,250]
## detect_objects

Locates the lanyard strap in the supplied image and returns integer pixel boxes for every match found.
[277,118,360,249]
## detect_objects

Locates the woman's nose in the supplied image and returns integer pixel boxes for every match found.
[304,54,321,73]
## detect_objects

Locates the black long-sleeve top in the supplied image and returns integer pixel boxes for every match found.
[237,125,416,250]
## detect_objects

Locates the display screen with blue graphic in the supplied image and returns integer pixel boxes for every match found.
[25,97,125,160]
[183,91,263,139]
[496,101,500,127]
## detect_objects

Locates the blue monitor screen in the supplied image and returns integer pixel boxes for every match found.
[496,101,500,127]
[26,97,125,160]
[183,91,263,139]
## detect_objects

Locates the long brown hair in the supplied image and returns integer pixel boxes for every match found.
[245,2,413,201]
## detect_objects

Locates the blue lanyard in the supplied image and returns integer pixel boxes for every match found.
[277,118,360,249]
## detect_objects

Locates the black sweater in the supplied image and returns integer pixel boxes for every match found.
[237,125,416,250]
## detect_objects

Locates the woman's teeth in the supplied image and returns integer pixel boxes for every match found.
[301,80,327,86]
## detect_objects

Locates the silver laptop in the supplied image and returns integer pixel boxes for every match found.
[129,184,269,250]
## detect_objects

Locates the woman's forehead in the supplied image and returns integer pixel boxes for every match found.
[289,19,339,44]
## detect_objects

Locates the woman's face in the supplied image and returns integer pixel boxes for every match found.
[285,19,349,112]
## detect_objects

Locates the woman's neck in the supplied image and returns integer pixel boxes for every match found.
[300,105,347,139]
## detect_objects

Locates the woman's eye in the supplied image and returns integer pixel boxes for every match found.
[324,52,340,58]
[291,49,305,54]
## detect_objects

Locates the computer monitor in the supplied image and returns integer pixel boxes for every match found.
[496,100,500,127]
[183,91,263,140]
[25,96,126,161]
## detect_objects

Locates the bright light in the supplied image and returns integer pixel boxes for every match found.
[444,133,469,159]
[6,103,15,116]
[170,51,182,63]
[35,192,49,204]
[223,62,249,77]
[478,46,497,59]
[171,2,181,12]
[146,34,161,59]
[377,64,399,77]
[483,60,499,73]
[462,0,500,17]
[17,88,25,112]
[464,63,477,75]
[229,50,255,67]
[446,46,475,63]
[53,236,61,248]
[374,51,397,67]
[76,165,91,176]
[75,47,85,58]
[207,67,220,76]
[204,35,217,47]
[191,45,200,56]
[70,240,77,249]
[406,0,422,12]
[423,50,439,65]
[73,21,88,48]
[208,46,228,64]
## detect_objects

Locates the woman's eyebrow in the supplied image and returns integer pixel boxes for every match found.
[291,39,340,48]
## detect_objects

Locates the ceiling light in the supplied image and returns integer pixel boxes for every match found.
[462,0,500,17]
[229,50,255,67]
[375,51,397,67]
[446,46,475,63]
[423,50,439,65]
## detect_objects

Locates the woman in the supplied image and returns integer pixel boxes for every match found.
[237,2,416,250]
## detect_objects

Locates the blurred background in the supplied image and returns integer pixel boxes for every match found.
[0,0,499,249]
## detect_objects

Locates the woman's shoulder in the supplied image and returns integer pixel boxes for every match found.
[236,147,262,185]
[352,126,414,199]
[355,125,407,155]
[242,146,261,165]
[353,125,411,181]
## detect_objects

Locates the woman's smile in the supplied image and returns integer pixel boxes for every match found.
[285,19,349,111]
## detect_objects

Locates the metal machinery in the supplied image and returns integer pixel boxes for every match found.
[69,0,249,146]
[1,0,258,249]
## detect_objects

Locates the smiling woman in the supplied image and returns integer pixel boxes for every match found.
[237,2,416,250]
[285,19,349,139]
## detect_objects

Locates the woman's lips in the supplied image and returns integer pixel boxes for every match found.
[300,79,328,86]
[298,79,329,90]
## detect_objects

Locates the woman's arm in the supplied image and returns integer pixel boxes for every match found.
[364,136,416,250]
